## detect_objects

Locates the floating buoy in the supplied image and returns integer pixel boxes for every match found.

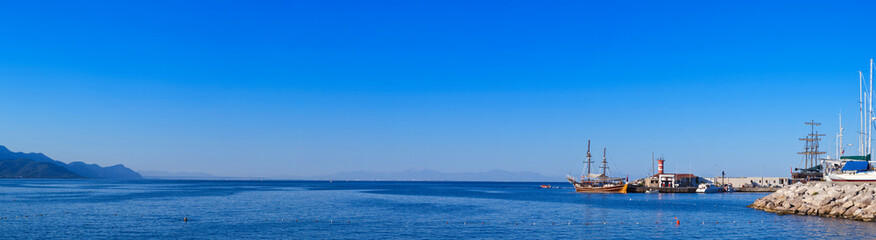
[184,217,188,222]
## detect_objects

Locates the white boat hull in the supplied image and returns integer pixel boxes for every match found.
[826,171,876,182]
[696,187,723,193]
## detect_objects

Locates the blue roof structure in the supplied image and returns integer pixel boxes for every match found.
[841,161,870,172]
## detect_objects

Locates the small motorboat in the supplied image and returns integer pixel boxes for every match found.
[723,184,736,193]
[645,189,659,194]
[696,183,724,193]
[540,185,552,189]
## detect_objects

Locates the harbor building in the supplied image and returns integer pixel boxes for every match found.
[642,158,703,188]
[707,177,792,188]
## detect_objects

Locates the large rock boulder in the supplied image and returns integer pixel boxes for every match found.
[749,182,876,221]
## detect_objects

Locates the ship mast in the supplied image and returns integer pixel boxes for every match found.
[601,147,608,175]
[799,121,825,169]
[584,139,592,177]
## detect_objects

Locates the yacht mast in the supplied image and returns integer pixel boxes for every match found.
[860,71,865,156]
[869,58,873,156]
[838,113,844,158]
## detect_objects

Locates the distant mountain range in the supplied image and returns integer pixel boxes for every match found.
[277,169,560,182]
[0,159,83,178]
[139,170,218,179]
[0,145,141,179]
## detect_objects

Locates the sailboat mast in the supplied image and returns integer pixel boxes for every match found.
[839,113,843,158]
[869,58,873,156]
[860,71,865,156]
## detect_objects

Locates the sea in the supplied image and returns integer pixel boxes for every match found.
[0,180,874,239]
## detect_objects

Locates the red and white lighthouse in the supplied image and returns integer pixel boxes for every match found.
[658,159,665,174]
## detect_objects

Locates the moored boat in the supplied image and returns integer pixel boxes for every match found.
[695,183,724,193]
[566,140,628,193]
[822,61,876,182]
[826,160,876,181]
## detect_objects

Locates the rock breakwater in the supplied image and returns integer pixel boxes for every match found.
[749,182,876,221]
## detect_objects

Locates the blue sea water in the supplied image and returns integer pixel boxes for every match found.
[0,180,873,239]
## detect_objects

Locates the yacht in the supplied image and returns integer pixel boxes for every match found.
[695,183,724,193]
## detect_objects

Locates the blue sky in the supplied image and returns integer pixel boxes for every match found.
[0,1,874,178]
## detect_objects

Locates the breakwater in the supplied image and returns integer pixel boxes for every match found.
[748,182,876,221]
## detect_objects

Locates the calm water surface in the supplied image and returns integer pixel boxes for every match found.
[0,180,873,239]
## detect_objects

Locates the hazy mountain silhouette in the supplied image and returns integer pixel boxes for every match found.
[139,170,218,179]
[0,159,83,178]
[0,145,141,179]
[284,169,559,181]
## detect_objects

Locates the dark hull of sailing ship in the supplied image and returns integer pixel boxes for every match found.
[566,178,628,193]
[566,140,628,193]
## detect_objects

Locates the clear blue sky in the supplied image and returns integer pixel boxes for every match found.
[0,1,874,178]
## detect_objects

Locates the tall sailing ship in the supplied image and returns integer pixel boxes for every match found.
[823,59,876,182]
[566,140,628,193]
